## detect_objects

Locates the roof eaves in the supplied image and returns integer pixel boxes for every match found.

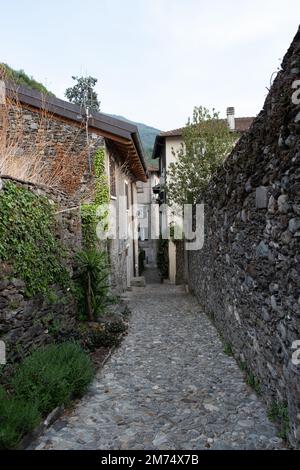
[5,80,148,179]
[152,134,165,160]
[5,81,138,139]
[131,131,148,176]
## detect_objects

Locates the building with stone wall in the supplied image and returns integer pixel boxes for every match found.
[0,176,80,363]
[0,81,148,292]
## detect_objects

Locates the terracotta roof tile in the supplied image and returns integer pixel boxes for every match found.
[234,117,255,132]
[160,117,255,137]
[160,128,185,137]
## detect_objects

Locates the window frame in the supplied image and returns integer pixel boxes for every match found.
[109,155,117,198]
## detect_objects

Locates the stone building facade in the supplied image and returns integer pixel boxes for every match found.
[0,81,148,293]
[188,27,300,447]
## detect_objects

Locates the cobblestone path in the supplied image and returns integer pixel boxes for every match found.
[32,284,284,450]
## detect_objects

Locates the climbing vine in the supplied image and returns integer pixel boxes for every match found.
[0,181,69,297]
[81,147,110,247]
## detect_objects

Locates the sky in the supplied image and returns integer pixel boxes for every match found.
[0,0,299,130]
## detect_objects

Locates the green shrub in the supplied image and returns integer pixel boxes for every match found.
[237,360,247,371]
[90,321,126,349]
[223,343,233,356]
[12,343,94,416]
[246,371,261,395]
[77,320,126,351]
[74,248,111,321]
[0,386,40,450]
[0,63,55,95]
[267,401,290,439]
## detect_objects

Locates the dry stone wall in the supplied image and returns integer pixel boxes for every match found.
[0,176,81,364]
[188,27,300,447]
[1,102,104,196]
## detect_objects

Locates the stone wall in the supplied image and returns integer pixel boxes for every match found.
[188,27,300,447]
[1,101,104,196]
[108,239,128,294]
[0,176,81,364]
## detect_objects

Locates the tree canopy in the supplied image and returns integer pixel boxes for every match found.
[166,106,236,207]
[65,76,100,111]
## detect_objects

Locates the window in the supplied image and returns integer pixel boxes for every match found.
[139,226,148,241]
[125,182,129,210]
[136,182,144,194]
[137,205,148,240]
[109,156,116,197]
[137,206,146,219]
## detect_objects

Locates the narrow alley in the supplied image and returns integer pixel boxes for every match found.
[32,284,283,450]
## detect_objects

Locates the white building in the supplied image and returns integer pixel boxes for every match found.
[152,108,255,283]
[136,165,160,267]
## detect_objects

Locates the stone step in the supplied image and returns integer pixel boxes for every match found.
[130,276,146,287]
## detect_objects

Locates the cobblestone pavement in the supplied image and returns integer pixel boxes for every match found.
[32,284,284,450]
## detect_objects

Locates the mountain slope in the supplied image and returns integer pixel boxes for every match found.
[110,114,160,167]
[0,63,54,96]
[1,64,160,167]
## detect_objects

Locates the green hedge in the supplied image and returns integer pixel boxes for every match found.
[12,343,94,415]
[0,387,40,450]
[0,342,94,449]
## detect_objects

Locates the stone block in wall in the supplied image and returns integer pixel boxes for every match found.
[256,186,268,209]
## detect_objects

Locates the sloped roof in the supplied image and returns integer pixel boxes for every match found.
[159,117,254,137]
[153,116,255,159]
[159,127,185,137]
[4,81,148,182]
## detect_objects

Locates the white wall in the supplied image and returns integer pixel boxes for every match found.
[136,171,160,266]
[164,136,184,283]
[104,144,139,292]
[165,136,183,172]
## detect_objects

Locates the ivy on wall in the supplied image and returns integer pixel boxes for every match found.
[81,147,110,247]
[0,181,69,297]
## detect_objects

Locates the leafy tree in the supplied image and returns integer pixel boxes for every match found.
[65,75,100,111]
[166,106,236,206]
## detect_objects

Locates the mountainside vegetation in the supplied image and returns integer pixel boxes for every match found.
[1,65,160,165]
[0,63,54,95]
[110,114,160,167]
